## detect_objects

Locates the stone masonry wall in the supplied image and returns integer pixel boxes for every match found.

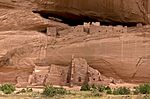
[45,64,69,85]
[72,58,88,85]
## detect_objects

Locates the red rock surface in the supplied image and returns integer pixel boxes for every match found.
[35,0,149,24]
[0,0,150,86]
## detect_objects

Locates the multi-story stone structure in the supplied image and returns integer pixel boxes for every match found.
[24,57,118,87]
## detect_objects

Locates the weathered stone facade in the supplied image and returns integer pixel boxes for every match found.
[28,64,69,86]
[70,58,120,86]
[45,64,69,85]
[28,66,50,86]
[47,27,57,37]
[18,58,121,87]
[74,22,128,34]
[71,58,89,85]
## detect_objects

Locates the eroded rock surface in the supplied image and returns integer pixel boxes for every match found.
[0,0,150,86]
[34,0,149,24]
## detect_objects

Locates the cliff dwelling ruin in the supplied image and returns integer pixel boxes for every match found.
[1,0,150,89]
[16,58,120,87]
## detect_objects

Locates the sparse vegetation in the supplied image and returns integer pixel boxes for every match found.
[80,84,113,95]
[80,83,91,91]
[42,85,67,97]
[0,84,15,94]
[1,83,150,99]
[16,88,33,94]
[113,87,130,95]
[105,86,112,94]
[133,84,150,94]
[97,85,106,92]
[91,84,97,90]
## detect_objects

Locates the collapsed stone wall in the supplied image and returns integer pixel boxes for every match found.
[45,64,69,85]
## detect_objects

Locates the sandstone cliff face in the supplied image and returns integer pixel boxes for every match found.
[0,0,69,84]
[0,0,150,85]
[36,0,149,24]
[43,29,150,83]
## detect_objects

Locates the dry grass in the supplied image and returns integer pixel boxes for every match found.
[0,91,149,99]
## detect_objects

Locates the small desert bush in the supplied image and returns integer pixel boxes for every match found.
[97,85,112,94]
[42,85,67,97]
[91,84,97,90]
[113,87,130,95]
[26,87,33,92]
[105,86,112,94]
[134,84,150,94]
[91,85,112,96]
[0,84,15,94]
[81,83,112,94]
[80,83,91,91]
[97,85,106,92]
[17,88,33,94]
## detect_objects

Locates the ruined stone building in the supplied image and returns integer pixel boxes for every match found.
[47,26,57,37]
[70,58,89,85]
[45,64,69,85]
[16,58,119,87]
[74,22,127,34]
[69,58,117,86]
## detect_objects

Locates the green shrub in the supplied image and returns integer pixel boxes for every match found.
[113,87,130,95]
[26,88,33,92]
[134,84,150,94]
[97,85,106,92]
[106,87,112,94]
[20,88,26,93]
[42,86,67,97]
[91,89,102,97]
[18,88,33,94]
[105,86,111,90]
[97,85,112,94]
[133,86,140,95]
[80,83,91,91]
[81,84,112,94]
[55,87,67,95]
[91,84,97,90]
[1,84,15,94]
[106,89,112,94]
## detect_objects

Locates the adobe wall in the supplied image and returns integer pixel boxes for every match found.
[47,27,57,37]
[45,64,69,85]
[72,58,88,85]
[88,67,102,85]
[71,58,123,86]
[73,22,127,34]
[15,58,122,87]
